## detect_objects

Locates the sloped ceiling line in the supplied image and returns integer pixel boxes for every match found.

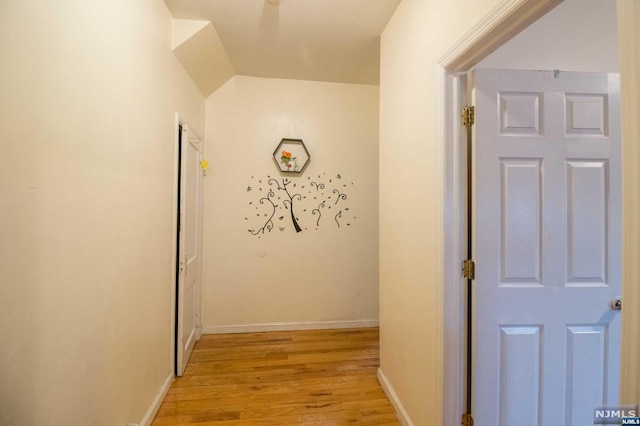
[165,0,401,88]
[172,19,235,97]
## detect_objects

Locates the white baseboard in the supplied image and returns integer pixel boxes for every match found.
[139,372,173,426]
[201,319,379,334]
[378,368,414,426]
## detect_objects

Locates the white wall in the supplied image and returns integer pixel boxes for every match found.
[379,0,512,424]
[0,1,204,424]
[203,76,379,331]
[477,0,618,72]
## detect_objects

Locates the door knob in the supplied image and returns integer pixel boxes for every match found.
[611,297,622,311]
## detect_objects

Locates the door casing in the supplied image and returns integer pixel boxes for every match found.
[438,0,637,424]
[171,113,204,376]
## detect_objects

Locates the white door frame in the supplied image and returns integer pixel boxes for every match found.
[170,113,204,375]
[438,0,639,423]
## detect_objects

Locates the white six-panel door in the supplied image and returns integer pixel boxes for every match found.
[177,124,203,377]
[472,69,621,426]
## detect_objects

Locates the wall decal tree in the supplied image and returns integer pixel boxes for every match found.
[246,173,356,236]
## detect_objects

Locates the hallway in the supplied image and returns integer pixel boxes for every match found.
[3,1,640,424]
[152,328,399,425]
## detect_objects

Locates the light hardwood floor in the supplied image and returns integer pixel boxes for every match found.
[151,327,400,425]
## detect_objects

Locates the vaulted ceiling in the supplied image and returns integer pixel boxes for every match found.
[164,0,400,96]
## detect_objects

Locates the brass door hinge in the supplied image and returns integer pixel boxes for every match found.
[461,413,474,426]
[462,106,475,127]
[462,259,475,280]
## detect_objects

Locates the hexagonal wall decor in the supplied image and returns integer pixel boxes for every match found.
[273,138,310,174]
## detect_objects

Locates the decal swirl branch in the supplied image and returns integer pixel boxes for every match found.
[312,200,326,227]
[334,210,342,228]
[333,189,347,205]
[249,190,277,235]
[310,181,325,192]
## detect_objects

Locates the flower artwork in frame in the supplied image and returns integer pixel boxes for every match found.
[272,138,310,175]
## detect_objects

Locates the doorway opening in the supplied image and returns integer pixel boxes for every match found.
[174,123,183,375]
[439,0,622,424]
[172,116,204,377]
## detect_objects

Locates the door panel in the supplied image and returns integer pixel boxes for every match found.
[565,325,608,426]
[500,158,542,285]
[499,325,542,426]
[177,124,203,377]
[567,160,608,284]
[473,69,621,425]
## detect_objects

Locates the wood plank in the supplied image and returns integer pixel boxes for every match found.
[151,328,399,425]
